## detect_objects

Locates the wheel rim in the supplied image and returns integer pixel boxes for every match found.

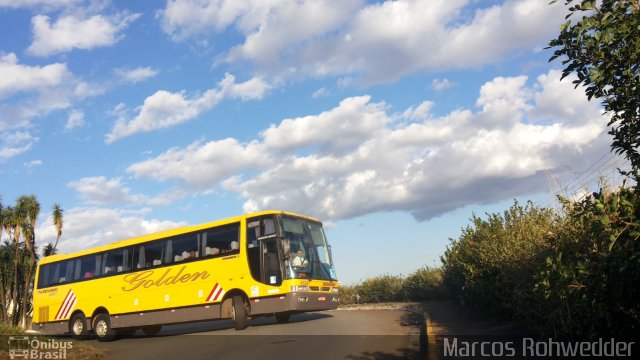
[95,320,108,337]
[231,304,236,320]
[73,319,83,335]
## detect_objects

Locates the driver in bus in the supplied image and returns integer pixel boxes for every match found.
[292,250,308,269]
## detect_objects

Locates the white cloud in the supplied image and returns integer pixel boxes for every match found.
[127,139,266,189]
[27,12,140,56]
[159,0,565,84]
[402,101,434,121]
[68,176,187,206]
[24,159,43,168]
[126,69,610,222]
[0,0,80,8]
[0,54,104,134]
[312,87,330,98]
[115,67,159,84]
[36,207,187,254]
[0,53,70,99]
[0,131,39,162]
[432,78,454,91]
[64,109,84,130]
[105,73,270,143]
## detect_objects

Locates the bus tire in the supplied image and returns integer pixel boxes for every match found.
[275,313,290,324]
[69,313,89,340]
[142,325,162,336]
[93,314,116,342]
[232,295,247,330]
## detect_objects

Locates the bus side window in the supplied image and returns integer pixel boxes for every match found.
[171,232,199,262]
[75,255,97,280]
[144,241,164,267]
[103,248,125,274]
[38,264,50,288]
[204,222,240,257]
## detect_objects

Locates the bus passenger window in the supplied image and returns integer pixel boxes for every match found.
[204,223,240,257]
[170,233,199,262]
[102,248,125,274]
[144,241,164,267]
[74,255,98,280]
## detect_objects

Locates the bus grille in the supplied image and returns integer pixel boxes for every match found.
[309,286,332,292]
[39,306,49,322]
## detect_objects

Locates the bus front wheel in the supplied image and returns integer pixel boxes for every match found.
[93,314,116,342]
[231,295,247,330]
[69,313,89,340]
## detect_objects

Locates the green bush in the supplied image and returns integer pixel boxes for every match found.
[338,267,448,305]
[534,187,640,338]
[441,201,556,318]
[441,189,640,339]
[356,275,405,303]
[401,267,448,300]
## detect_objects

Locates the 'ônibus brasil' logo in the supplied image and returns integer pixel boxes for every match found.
[121,265,210,291]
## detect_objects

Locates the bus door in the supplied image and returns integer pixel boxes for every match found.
[247,216,282,286]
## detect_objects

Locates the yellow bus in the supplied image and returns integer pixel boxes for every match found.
[32,210,339,341]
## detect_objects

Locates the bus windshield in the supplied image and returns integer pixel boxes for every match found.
[279,216,337,281]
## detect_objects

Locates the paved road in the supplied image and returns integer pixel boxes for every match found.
[90,309,425,360]
[422,300,538,360]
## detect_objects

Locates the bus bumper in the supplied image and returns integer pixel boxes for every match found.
[288,291,339,311]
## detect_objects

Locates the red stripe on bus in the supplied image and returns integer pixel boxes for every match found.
[62,296,77,319]
[57,291,75,320]
[212,286,223,301]
[55,289,73,320]
[206,284,219,302]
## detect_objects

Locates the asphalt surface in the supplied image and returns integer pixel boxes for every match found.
[89,309,425,360]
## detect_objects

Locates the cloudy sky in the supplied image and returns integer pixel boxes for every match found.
[0,0,622,284]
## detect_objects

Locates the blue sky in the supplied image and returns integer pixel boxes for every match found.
[0,0,626,284]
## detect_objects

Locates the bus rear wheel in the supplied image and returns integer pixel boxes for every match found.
[231,295,247,330]
[70,313,89,340]
[93,314,116,342]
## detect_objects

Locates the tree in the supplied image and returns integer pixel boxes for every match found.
[19,195,39,328]
[51,203,63,254]
[548,0,640,180]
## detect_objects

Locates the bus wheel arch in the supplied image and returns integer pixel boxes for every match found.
[69,311,89,340]
[91,306,110,322]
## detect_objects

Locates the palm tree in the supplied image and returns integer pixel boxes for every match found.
[0,241,12,325]
[51,203,63,254]
[42,243,56,257]
[19,195,39,328]
[9,201,25,326]
[1,206,13,324]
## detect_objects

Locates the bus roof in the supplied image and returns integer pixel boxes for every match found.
[39,210,320,265]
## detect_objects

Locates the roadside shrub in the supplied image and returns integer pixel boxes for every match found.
[401,266,448,300]
[338,285,362,305]
[441,188,640,339]
[441,201,556,319]
[356,275,405,303]
[534,187,640,338]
